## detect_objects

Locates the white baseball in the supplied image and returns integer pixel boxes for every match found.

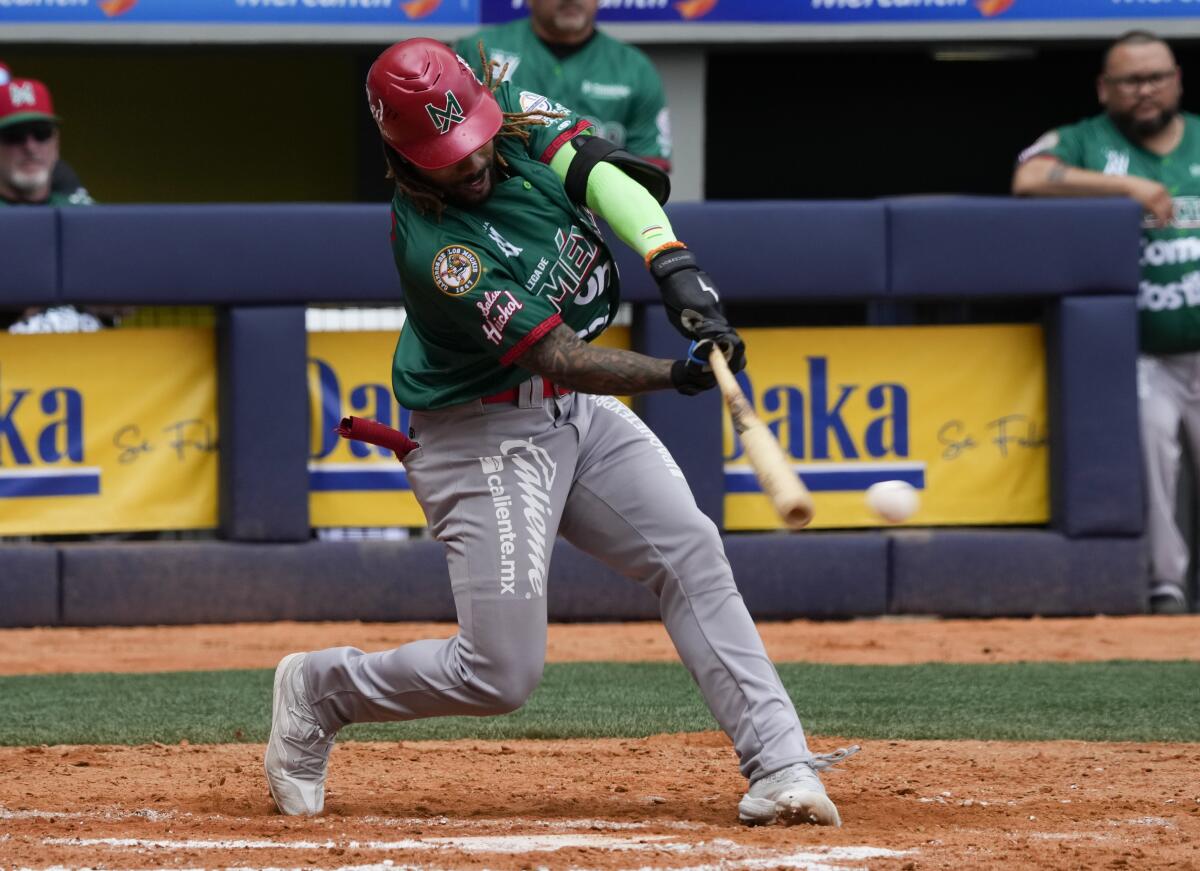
[865,480,919,523]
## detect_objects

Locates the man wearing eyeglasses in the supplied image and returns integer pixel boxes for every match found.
[0,75,92,207]
[1014,30,1199,615]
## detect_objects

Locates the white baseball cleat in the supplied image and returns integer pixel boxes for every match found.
[264,652,336,815]
[738,746,860,827]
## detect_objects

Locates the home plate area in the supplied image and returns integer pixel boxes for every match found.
[8,810,912,870]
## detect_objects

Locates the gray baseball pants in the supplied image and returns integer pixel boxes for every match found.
[1139,352,1200,592]
[304,379,814,782]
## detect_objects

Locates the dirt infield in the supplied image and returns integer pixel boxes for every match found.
[3,615,1200,674]
[2,734,1197,869]
[2,617,1199,869]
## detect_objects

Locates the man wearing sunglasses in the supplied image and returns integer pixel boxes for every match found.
[1014,31,1199,615]
[0,75,92,207]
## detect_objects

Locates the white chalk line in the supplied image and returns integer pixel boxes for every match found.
[9,804,914,871]
[33,834,913,871]
[42,834,677,853]
[1,805,700,830]
[0,807,175,822]
[18,846,912,871]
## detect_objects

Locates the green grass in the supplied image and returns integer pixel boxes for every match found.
[0,661,1197,746]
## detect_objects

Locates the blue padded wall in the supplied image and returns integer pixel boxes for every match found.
[50,534,888,627]
[890,530,1145,616]
[724,532,888,618]
[0,546,59,627]
[59,205,399,304]
[218,306,310,541]
[550,533,889,621]
[0,209,57,306]
[634,304,724,525]
[1046,296,1144,536]
[888,197,1141,299]
[60,541,455,625]
[607,201,889,303]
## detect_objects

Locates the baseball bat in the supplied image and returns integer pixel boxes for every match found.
[709,347,815,530]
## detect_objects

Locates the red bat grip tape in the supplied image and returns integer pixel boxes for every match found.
[335,416,418,462]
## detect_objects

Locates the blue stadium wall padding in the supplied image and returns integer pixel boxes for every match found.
[0,209,57,306]
[16,198,1141,306]
[1046,295,1144,537]
[890,530,1145,616]
[724,532,889,618]
[634,304,724,525]
[59,541,456,625]
[0,546,59,627]
[607,201,889,303]
[887,197,1142,299]
[59,205,400,305]
[218,306,309,542]
[52,533,886,627]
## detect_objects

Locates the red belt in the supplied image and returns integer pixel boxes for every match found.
[482,379,572,405]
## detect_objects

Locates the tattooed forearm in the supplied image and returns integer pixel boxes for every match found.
[1046,162,1067,184]
[516,324,674,394]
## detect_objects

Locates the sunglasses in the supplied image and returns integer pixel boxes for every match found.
[0,121,56,146]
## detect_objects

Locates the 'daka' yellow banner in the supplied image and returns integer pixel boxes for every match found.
[725,325,1048,529]
[0,329,218,535]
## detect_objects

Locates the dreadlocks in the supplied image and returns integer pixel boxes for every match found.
[385,41,566,220]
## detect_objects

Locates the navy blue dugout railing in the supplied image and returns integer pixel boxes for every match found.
[0,198,1148,624]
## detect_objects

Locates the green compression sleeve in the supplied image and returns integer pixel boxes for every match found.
[549,141,677,261]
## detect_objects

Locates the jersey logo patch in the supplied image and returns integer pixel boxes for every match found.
[432,245,482,296]
[519,90,553,114]
[1103,149,1130,177]
[478,290,524,345]
[426,90,465,135]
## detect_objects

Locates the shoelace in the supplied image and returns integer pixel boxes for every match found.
[808,744,861,771]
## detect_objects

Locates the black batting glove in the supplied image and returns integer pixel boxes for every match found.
[670,337,747,396]
[649,245,728,341]
[671,340,717,396]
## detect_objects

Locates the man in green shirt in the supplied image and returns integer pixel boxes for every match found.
[454,0,671,171]
[265,38,856,828]
[0,74,99,333]
[1014,30,1200,614]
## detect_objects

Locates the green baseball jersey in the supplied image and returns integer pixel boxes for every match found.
[389,82,619,411]
[1020,112,1200,354]
[454,20,670,166]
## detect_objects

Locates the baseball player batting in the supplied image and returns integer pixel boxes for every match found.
[265,37,855,827]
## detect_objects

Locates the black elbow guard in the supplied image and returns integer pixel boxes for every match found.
[563,135,671,207]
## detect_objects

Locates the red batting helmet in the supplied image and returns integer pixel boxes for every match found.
[366,38,502,171]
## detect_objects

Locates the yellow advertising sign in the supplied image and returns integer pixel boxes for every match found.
[308,331,424,528]
[0,329,218,535]
[307,325,631,528]
[724,325,1048,530]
